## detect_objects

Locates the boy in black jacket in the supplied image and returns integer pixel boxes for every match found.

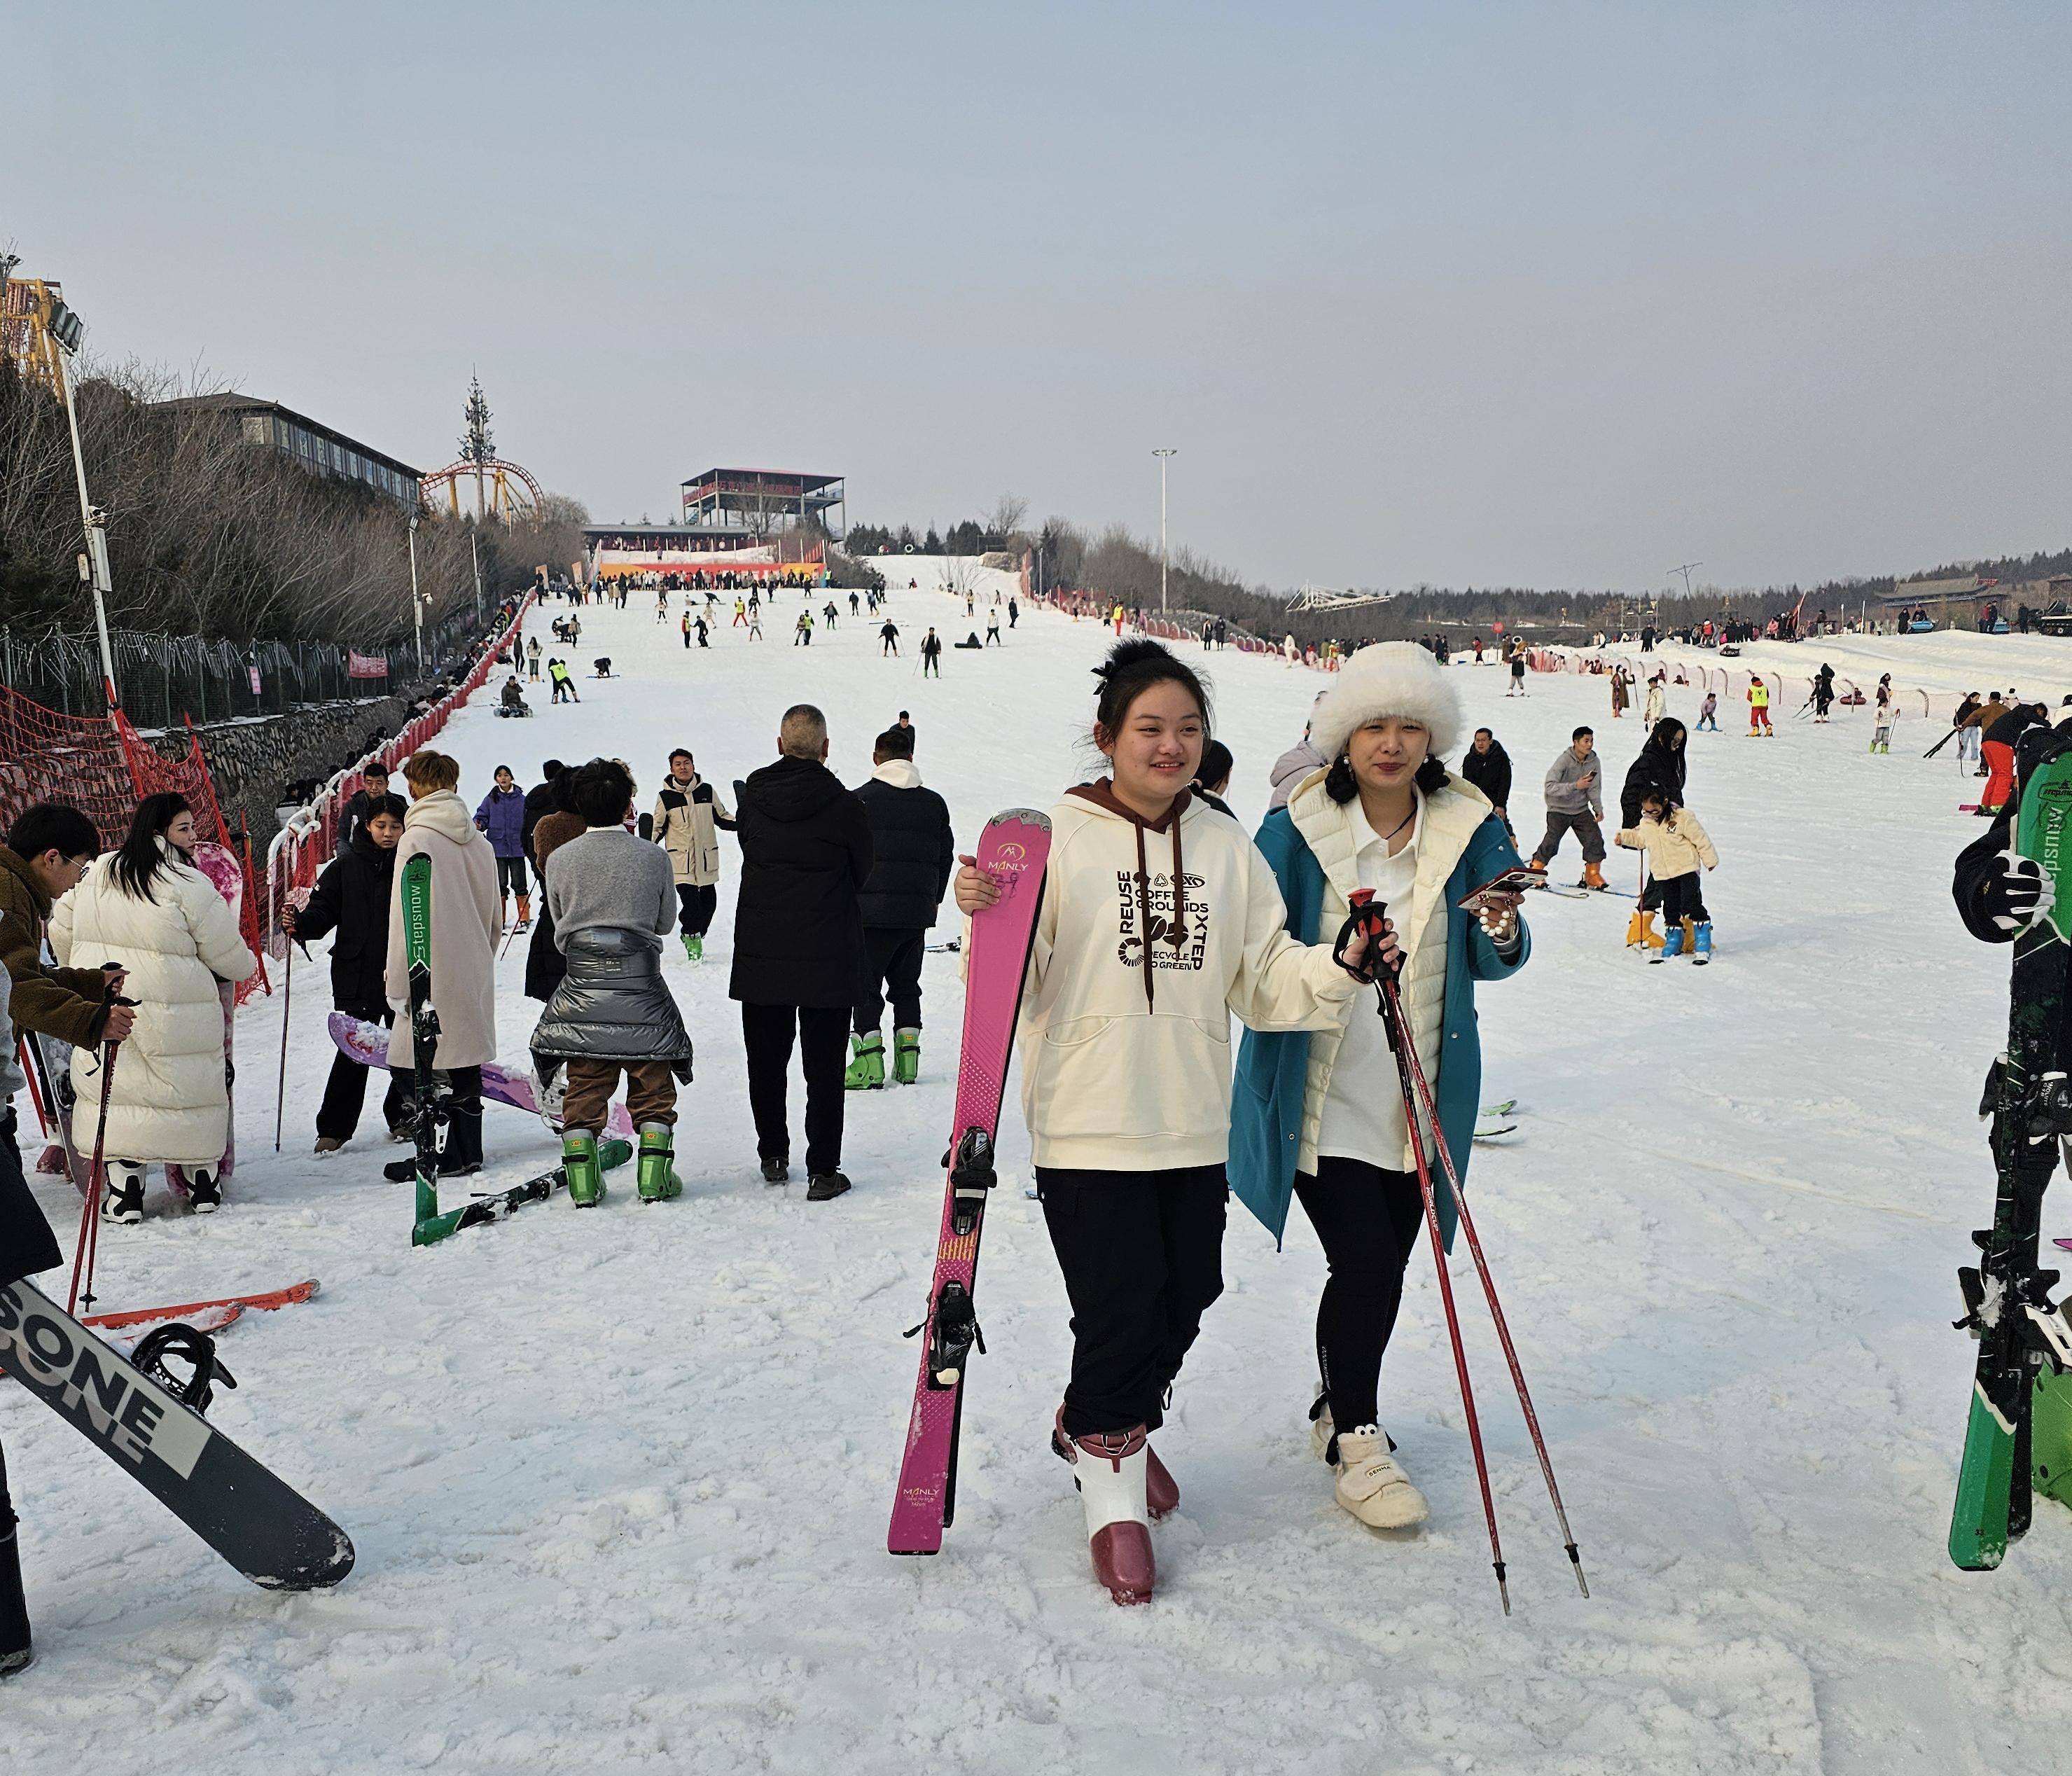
[845,726,955,1090]
[285,794,410,1152]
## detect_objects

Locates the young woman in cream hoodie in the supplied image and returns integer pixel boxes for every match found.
[954,639,1373,1606]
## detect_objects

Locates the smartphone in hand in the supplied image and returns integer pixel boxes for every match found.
[1456,865,1538,913]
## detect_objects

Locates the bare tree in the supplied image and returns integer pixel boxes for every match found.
[984,492,1029,543]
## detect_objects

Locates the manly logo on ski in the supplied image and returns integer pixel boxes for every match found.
[0,1282,210,1477]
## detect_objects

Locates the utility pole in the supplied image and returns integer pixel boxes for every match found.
[1669,561,1702,600]
[35,290,120,707]
[408,514,426,672]
[1153,448,1176,613]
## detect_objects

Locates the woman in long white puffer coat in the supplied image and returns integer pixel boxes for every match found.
[51,793,257,1221]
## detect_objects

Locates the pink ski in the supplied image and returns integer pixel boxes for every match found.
[889,809,1050,1556]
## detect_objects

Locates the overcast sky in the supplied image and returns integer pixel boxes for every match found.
[11,1,2071,593]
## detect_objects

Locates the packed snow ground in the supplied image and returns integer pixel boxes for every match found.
[11,573,2072,1775]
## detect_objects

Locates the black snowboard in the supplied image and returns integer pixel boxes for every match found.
[0,1279,354,1590]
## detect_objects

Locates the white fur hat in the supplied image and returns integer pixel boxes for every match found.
[1307,641,1463,762]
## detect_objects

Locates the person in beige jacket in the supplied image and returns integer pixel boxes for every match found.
[652,748,735,961]
[383,751,502,1179]
[1615,789,1718,962]
[954,638,1372,1609]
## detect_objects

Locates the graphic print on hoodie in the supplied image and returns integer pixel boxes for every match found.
[1114,867,1207,976]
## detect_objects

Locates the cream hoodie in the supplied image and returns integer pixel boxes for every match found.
[1017,786,1360,1170]
[1613,806,1718,881]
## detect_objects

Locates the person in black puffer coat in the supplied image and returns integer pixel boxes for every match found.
[521,759,566,896]
[844,725,955,1090]
[1620,718,1690,829]
[1460,728,1514,837]
[730,705,873,1198]
[524,771,583,1005]
[286,793,411,1151]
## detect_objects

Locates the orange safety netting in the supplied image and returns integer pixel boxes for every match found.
[0,684,270,1002]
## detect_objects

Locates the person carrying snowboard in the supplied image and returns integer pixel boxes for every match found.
[1616,788,1718,962]
[52,794,256,1221]
[474,765,531,931]
[653,748,736,960]
[844,724,954,1090]
[381,752,501,1184]
[1230,642,1530,1534]
[531,759,695,1205]
[952,638,1372,1607]
[284,791,412,1152]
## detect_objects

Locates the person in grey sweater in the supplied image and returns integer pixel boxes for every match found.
[531,759,695,1205]
[1529,727,1608,889]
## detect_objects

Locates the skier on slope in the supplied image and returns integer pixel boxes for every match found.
[952,638,1373,1607]
[1812,663,1835,723]
[284,792,412,1153]
[531,758,695,1206]
[0,950,57,1677]
[473,765,531,932]
[1526,728,1608,890]
[53,794,257,1223]
[920,628,943,677]
[844,723,954,1091]
[1229,642,1529,1534]
[1617,787,1718,962]
[652,748,735,961]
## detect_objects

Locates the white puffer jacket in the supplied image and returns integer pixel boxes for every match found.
[51,845,258,1165]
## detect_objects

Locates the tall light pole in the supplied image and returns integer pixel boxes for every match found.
[36,293,120,707]
[408,514,426,672]
[1153,448,1176,613]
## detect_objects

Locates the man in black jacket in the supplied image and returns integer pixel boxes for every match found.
[285,794,410,1152]
[844,726,955,1091]
[333,762,394,850]
[731,705,873,1201]
[1460,728,1513,838]
[522,759,566,896]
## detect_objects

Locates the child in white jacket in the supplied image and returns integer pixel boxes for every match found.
[1615,789,1719,962]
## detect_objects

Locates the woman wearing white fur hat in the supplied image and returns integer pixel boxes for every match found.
[1230,641,1531,1533]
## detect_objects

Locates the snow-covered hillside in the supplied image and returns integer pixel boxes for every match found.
[9,576,2071,1775]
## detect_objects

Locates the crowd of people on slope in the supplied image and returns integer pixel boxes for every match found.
[0,613,1745,1644]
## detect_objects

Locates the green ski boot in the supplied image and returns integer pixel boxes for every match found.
[893,1027,921,1087]
[563,1129,605,1207]
[682,933,702,962]
[844,1030,886,1090]
[637,1123,682,1202]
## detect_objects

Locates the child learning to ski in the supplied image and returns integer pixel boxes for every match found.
[531,758,695,1205]
[1615,787,1719,961]
[952,639,1374,1606]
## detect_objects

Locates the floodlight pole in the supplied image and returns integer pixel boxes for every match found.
[409,514,426,672]
[1153,448,1176,613]
[42,309,120,707]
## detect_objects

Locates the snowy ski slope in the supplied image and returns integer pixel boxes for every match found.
[9,574,2072,1775]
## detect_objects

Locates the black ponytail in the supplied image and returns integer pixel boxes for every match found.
[1090,639,1211,749]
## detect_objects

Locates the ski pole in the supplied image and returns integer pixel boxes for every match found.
[1343,892,1509,1611]
[1379,969,1590,1599]
[274,933,291,1152]
[67,1015,127,1317]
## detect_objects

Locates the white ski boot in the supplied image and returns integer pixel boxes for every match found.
[1057,1421,1155,1605]
[102,1160,144,1225]
[1312,1399,1429,1529]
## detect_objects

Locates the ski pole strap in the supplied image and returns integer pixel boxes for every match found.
[1337,889,1399,985]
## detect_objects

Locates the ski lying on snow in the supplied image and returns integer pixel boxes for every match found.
[416,1139,632,1244]
[0,1277,354,1590]
[83,1279,321,1331]
[889,809,1050,1558]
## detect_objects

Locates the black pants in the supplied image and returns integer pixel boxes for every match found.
[386,1062,482,1165]
[1657,872,1710,925]
[319,1002,411,1139]
[740,1003,847,1174]
[495,856,526,899]
[1292,1156,1426,1432]
[854,927,925,1034]
[1038,1165,1228,1436]
[676,883,717,938]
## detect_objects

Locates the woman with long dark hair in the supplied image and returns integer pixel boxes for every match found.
[50,792,256,1221]
[954,639,1372,1606]
[1230,643,1530,1534]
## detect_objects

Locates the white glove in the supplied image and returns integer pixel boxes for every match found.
[1989,849,2055,935]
